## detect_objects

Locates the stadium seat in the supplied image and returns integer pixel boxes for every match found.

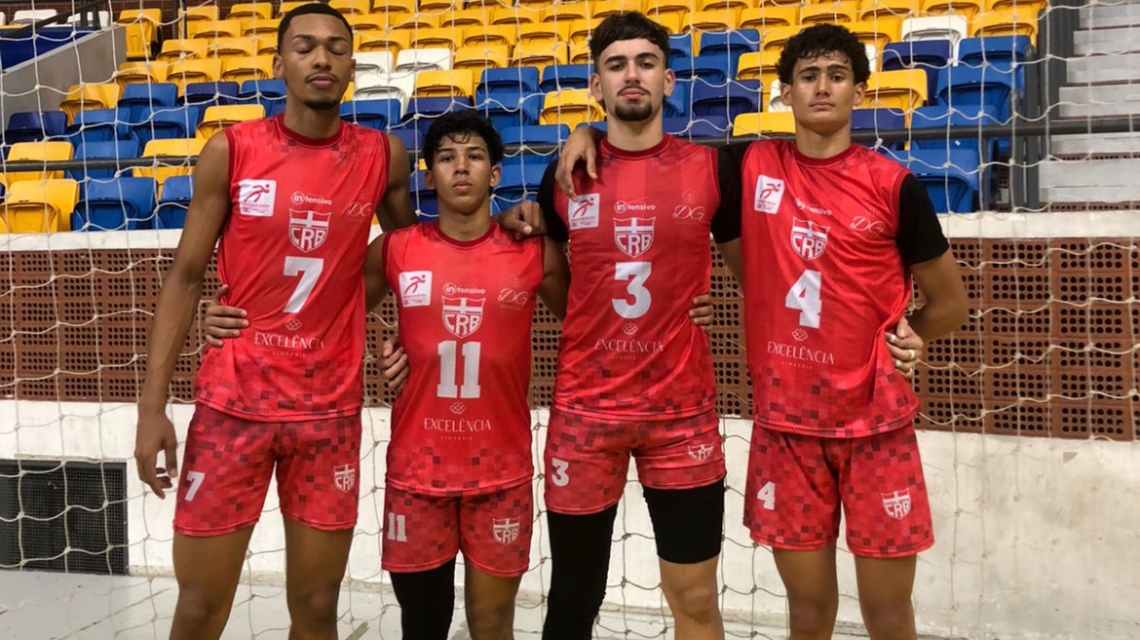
[0,179,79,233]
[167,59,224,95]
[736,50,780,88]
[540,89,603,129]
[389,125,425,153]
[481,67,542,96]
[500,124,570,147]
[665,115,730,140]
[761,27,798,54]
[971,10,1039,44]
[228,2,272,20]
[181,82,240,107]
[465,25,517,49]
[395,48,453,73]
[699,30,760,69]
[957,35,1031,72]
[691,80,762,122]
[733,111,795,136]
[181,5,219,29]
[355,51,394,77]
[519,22,572,47]
[345,14,385,32]
[359,30,410,56]
[117,9,161,60]
[922,0,984,19]
[370,0,417,19]
[119,83,180,121]
[665,80,690,118]
[67,109,127,145]
[514,42,570,69]
[864,69,928,112]
[491,8,537,27]
[410,172,438,219]
[73,176,157,231]
[541,4,588,23]
[858,0,917,22]
[496,164,546,203]
[570,18,603,46]
[131,106,203,146]
[646,0,692,23]
[341,99,402,130]
[901,15,969,50]
[204,37,256,59]
[989,0,1046,13]
[241,16,280,37]
[897,148,981,213]
[157,39,210,63]
[671,54,736,84]
[445,7,497,28]
[411,28,466,51]
[593,0,643,18]
[197,105,265,139]
[454,45,511,71]
[69,140,141,180]
[330,0,371,15]
[937,65,1017,121]
[847,19,902,53]
[539,64,591,92]
[238,79,286,112]
[851,108,906,149]
[5,112,68,144]
[221,55,274,86]
[739,6,798,30]
[910,103,1002,158]
[685,9,741,33]
[59,84,122,124]
[4,141,73,184]
[392,12,440,32]
[12,9,56,25]
[881,40,952,100]
[354,71,415,103]
[403,98,473,125]
[155,175,193,229]
[476,91,544,129]
[190,19,244,40]
[115,61,168,88]
[800,2,858,24]
[567,43,592,65]
[766,79,790,112]
[414,69,477,98]
[134,138,207,185]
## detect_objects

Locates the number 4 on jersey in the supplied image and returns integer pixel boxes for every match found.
[785,270,821,329]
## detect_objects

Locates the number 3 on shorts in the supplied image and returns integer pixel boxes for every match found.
[756,481,776,510]
[550,458,570,487]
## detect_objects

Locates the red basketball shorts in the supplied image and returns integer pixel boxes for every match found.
[173,404,362,536]
[743,424,934,559]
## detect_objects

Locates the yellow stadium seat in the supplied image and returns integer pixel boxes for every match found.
[115,61,168,88]
[453,45,511,70]
[515,41,570,68]
[242,16,280,36]
[117,9,161,60]
[685,9,740,32]
[347,14,386,32]
[645,0,692,22]
[58,84,121,124]
[412,28,466,50]
[971,9,1039,43]
[190,19,244,39]
[182,5,219,32]
[989,0,1046,14]
[254,35,277,55]
[414,69,476,97]
[343,81,356,102]
[445,7,497,28]
[736,50,779,87]
[847,19,901,51]
[166,59,224,94]
[0,179,79,233]
[570,18,602,45]
[330,0,372,16]
[279,1,320,16]
[859,0,918,20]
[653,13,685,34]
[541,89,604,129]
[4,142,74,184]
[205,37,257,59]
[569,43,592,64]
[863,69,927,111]
[761,26,797,53]
[135,138,208,186]
[228,2,272,20]
[760,0,800,6]
[593,0,645,18]
[197,105,266,139]
[700,0,752,10]
[157,39,209,62]
[372,0,417,18]
[221,55,275,85]
[800,2,859,24]
[518,22,571,46]
[518,0,558,9]
[420,0,457,11]
[544,4,591,22]
[392,13,441,31]
[740,6,798,30]
[922,0,984,19]
[465,25,517,48]
[733,111,795,136]
[492,9,538,27]
[359,30,411,55]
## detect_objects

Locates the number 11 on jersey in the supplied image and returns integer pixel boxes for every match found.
[785,270,822,329]
[437,341,481,399]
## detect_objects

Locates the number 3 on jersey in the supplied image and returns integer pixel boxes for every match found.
[785,270,821,329]
[613,262,651,319]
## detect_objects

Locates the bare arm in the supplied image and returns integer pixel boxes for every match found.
[134,133,232,497]
[364,234,390,312]
[555,125,606,199]
[537,237,570,320]
[908,250,969,342]
[376,134,416,231]
[717,239,744,285]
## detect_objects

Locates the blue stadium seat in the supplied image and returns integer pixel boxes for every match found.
[881,40,952,101]
[340,99,402,131]
[130,106,202,145]
[664,116,730,140]
[181,82,240,107]
[697,30,760,68]
[957,36,1031,73]
[665,80,690,118]
[73,176,157,231]
[671,54,735,84]
[851,108,906,149]
[411,171,438,220]
[539,64,592,92]
[475,91,543,130]
[910,104,1001,155]
[500,124,570,147]
[690,80,762,122]
[68,108,128,144]
[389,126,424,153]
[500,153,552,175]
[155,175,193,229]
[479,67,541,97]
[668,33,692,66]
[496,163,546,203]
[69,140,141,180]
[898,148,981,214]
[5,111,68,144]
[239,79,286,113]
[937,66,1018,122]
[402,97,474,124]
[118,83,179,124]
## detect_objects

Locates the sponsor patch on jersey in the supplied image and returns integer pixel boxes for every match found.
[790,218,829,261]
[882,489,912,520]
[399,271,432,307]
[569,194,600,230]
[238,179,276,217]
[288,209,331,253]
[753,175,785,214]
[613,217,655,258]
[442,297,485,339]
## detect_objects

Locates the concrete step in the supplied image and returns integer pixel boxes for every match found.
[1074,26,1140,55]
[1058,83,1140,117]
[1050,130,1140,155]
[1080,3,1140,28]
[1066,53,1140,83]
[1039,157,1140,202]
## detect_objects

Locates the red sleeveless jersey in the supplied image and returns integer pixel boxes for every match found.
[551,135,719,419]
[196,116,390,421]
[739,140,918,438]
[383,223,544,496]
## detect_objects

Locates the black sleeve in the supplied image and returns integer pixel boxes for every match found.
[710,147,742,244]
[537,159,569,243]
[895,174,950,266]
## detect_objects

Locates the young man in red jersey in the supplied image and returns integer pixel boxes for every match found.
[133,5,418,639]
[559,22,969,640]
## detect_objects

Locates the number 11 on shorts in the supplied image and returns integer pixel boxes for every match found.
[387,513,407,542]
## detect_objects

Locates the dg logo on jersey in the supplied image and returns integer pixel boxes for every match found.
[442,297,485,338]
[614,217,656,258]
[289,209,331,253]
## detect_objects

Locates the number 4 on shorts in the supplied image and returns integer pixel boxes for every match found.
[756,481,776,510]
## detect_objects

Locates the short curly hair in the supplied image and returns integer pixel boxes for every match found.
[421,111,505,170]
[776,24,870,86]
